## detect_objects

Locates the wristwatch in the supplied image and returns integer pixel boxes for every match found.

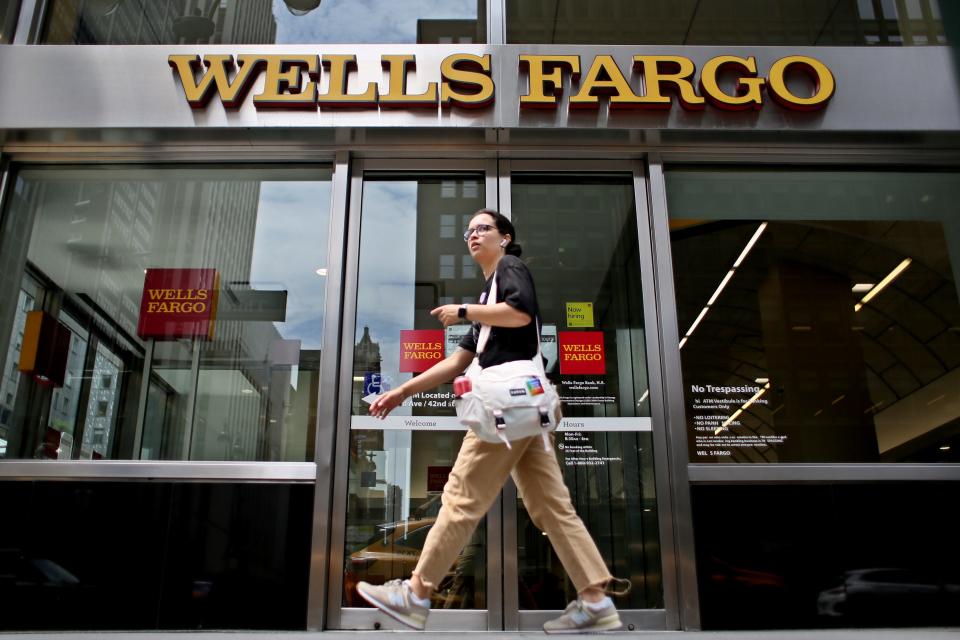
[458,304,468,319]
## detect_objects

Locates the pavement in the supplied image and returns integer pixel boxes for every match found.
[2,631,959,639]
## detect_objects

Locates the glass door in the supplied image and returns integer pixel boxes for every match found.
[501,162,667,631]
[329,160,671,631]
[330,161,499,630]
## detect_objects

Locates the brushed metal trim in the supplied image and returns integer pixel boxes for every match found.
[518,608,668,631]
[2,45,958,132]
[484,156,504,632]
[688,463,960,484]
[324,158,366,629]
[647,153,702,630]
[633,160,682,629]
[0,461,317,481]
[488,0,505,45]
[306,152,351,631]
[338,607,490,631]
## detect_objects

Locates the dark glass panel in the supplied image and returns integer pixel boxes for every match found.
[0,481,313,631]
[693,483,960,629]
[507,0,945,47]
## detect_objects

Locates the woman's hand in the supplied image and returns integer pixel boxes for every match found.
[369,387,407,419]
[430,304,462,328]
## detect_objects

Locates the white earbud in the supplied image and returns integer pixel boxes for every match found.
[499,239,509,247]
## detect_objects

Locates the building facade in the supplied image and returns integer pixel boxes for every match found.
[0,0,959,632]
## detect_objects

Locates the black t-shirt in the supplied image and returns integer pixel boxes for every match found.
[459,255,540,368]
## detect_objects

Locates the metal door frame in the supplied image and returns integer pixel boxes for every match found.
[325,158,502,631]
[498,159,676,631]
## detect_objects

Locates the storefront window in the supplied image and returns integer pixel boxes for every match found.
[667,169,960,463]
[1,1,19,43]
[0,165,332,461]
[507,0,945,46]
[39,0,485,45]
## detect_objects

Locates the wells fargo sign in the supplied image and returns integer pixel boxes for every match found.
[559,331,607,375]
[399,329,445,373]
[137,268,220,340]
[169,52,834,113]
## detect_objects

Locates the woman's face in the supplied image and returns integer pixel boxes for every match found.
[465,213,507,261]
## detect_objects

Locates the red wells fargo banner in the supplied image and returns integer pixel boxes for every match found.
[559,331,606,375]
[399,329,444,373]
[137,268,220,340]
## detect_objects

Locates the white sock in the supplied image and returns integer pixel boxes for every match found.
[584,596,612,611]
[403,580,431,608]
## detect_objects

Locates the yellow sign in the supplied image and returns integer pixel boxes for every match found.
[170,52,833,113]
[566,302,594,328]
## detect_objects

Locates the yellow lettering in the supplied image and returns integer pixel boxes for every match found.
[440,53,494,108]
[632,55,705,110]
[168,54,265,109]
[570,55,642,109]
[519,55,581,109]
[699,56,764,111]
[380,54,438,107]
[148,289,164,301]
[317,54,378,106]
[767,55,835,111]
[253,55,318,109]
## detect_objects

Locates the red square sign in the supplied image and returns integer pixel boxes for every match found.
[559,331,606,375]
[137,268,220,340]
[399,329,445,373]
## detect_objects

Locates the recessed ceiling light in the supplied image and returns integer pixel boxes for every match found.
[855,258,911,312]
[852,283,874,293]
[315,268,328,276]
[241,388,254,394]
[940,445,951,451]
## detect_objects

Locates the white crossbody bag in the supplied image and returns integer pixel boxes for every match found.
[455,272,562,450]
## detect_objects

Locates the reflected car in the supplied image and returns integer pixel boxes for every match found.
[344,518,480,609]
[817,568,960,623]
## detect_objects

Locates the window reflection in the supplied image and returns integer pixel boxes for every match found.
[667,170,960,463]
[0,1,19,43]
[0,166,332,461]
[507,0,945,46]
[40,0,484,44]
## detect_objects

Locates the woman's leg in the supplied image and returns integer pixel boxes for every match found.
[411,430,530,594]
[510,435,613,595]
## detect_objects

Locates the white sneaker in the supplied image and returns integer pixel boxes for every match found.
[543,597,622,634]
[356,579,430,630]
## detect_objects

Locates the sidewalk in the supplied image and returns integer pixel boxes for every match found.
[3,630,959,639]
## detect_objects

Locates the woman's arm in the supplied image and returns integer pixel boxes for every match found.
[369,347,475,419]
[431,301,531,328]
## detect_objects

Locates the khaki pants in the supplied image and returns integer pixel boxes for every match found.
[412,430,612,594]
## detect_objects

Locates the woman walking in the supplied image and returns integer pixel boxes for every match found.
[356,209,625,633]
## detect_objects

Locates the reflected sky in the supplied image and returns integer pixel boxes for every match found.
[355,180,418,393]
[250,180,331,350]
[272,0,480,44]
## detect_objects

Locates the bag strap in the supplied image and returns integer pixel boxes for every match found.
[476,270,543,360]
